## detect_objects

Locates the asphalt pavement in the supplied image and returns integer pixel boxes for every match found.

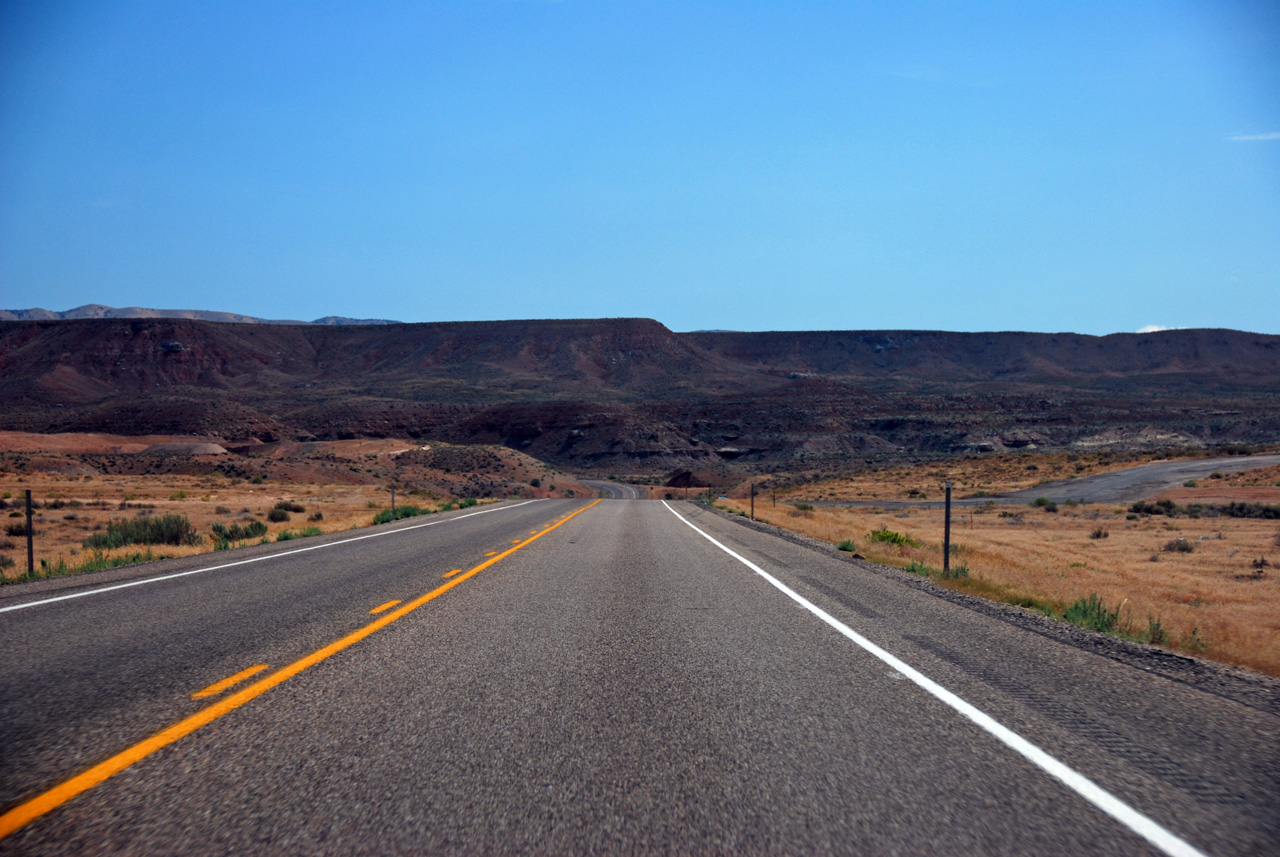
[0,497,1275,854]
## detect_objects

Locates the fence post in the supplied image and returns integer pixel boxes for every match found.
[26,489,34,577]
[750,483,755,521]
[943,481,952,577]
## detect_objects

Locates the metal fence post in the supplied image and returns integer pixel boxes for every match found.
[943,481,952,577]
[26,489,34,577]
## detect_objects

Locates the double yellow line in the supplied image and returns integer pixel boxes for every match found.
[0,499,601,840]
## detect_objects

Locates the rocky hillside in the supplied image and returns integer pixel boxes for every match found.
[1,318,1276,472]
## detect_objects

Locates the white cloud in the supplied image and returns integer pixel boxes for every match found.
[1136,324,1184,333]
[1228,132,1280,142]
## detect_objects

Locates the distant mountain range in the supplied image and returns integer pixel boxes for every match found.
[0,304,400,326]
[0,314,1276,472]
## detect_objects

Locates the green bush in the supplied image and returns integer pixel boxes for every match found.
[1063,594,1119,633]
[941,564,969,580]
[276,528,321,542]
[274,500,306,513]
[459,498,478,508]
[903,560,933,575]
[1162,538,1194,553]
[267,507,290,523]
[837,539,857,552]
[83,515,201,550]
[868,528,920,547]
[372,505,429,525]
[793,503,815,512]
[210,520,268,550]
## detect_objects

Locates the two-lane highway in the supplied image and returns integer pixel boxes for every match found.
[1,498,1275,854]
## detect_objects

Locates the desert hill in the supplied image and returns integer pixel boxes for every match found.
[2,317,1276,472]
[0,303,398,326]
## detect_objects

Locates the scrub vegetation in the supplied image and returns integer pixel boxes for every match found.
[716,456,1280,676]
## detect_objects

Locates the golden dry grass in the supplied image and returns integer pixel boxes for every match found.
[0,471,460,579]
[720,496,1280,676]
[741,451,1227,503]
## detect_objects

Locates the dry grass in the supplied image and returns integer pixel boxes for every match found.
[743,451,1194,503]
[721,496,1280,676]
[0,471,462,580]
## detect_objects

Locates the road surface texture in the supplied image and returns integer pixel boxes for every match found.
[1,497,1275,855]
[583,479,643,500]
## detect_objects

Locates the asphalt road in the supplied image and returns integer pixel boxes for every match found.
[583,479,643,500]
[1,498,1275,855]
[998,453,1280,505]
[814,453,1280,509]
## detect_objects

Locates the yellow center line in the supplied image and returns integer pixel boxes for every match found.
[484,551,498,557]
[190,665,269,700]
[0,498,602,841]
[441,569,463,578]
[369,600,402,614]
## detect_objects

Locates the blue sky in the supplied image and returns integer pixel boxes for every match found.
[2,1,1277,334]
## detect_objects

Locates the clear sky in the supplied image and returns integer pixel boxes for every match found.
[2,1,1277,334]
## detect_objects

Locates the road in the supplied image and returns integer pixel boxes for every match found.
[998,453,1280,505]
[583,479,644,500]
[814,453,1280,509]
[1,497,1276,854]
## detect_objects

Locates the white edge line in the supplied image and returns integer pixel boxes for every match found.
[0,500,543,615]
[660,501,1209,857]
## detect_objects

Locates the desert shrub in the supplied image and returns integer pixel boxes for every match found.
[1217,502,1280,520]
[941,564,969,580]
[459,498,478,508]
[1183,480,1197,488]
[5,523,28,538]
[903,560,932,575]
[793,503,815,512]
[1089,527,1109,539]
[308,511,324,521]
[372,505,429,525]
[1146,616,1166,645]
[1064,594,1120,633]
[83,514,201,549]
[169,491,187,501]
[1031,497,1052,507]
[211,521,268,542]
[837,539,857,552]
[0,538,14,551]
[274,500,306,513]
[214,505,231,515]
[1130,499,1178,516]
[1162,538,1195,553]
[869,527,920,547]
[277,528,321,541]
[1042,501,1059,513]
[267,507,290,523]
[0,555,14,571]
[530,478,541,488]
[1185,627,1209,654]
